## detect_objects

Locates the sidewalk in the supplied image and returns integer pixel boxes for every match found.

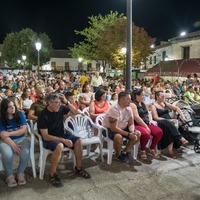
[0,145,200,200]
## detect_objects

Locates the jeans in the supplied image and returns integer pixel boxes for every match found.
[0,137,30,176]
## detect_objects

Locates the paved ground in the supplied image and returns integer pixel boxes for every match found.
[0,145,200,200]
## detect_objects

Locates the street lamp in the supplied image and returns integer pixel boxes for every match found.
[126,0,132,90]
[78,57,83,73]
[22,55,26,70]
[35,42,42,79]
[17,60,21,68]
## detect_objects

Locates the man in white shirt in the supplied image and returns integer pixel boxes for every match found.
[91,71,103,92]
[103,91,141,162]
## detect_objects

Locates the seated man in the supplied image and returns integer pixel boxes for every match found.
[37,93,90,187]
[102,91,141,162]
[28,87,46,121]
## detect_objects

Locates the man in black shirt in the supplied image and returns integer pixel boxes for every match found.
[38,93,90,187]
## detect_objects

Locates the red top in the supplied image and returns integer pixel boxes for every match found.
[94,100,109,114]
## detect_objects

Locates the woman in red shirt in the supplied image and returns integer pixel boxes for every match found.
[89,89,110,121]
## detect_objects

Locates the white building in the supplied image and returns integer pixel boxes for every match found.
[147,30,200,69]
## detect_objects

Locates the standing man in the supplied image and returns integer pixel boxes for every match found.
[103,91,141,162]
[37,93,90,187]
[91,71,103,92]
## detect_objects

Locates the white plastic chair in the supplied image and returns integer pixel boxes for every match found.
[64,114,104,162]
[82,107,90,117]
[0,122,36,178]
[33,122,74,179]
[95,114,139,164]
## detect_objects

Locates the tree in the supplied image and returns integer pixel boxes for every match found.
[70,11,155,70]
[2,28,53,69]
[70,11,124,67]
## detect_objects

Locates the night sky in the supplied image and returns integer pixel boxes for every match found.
[0,0,200,49]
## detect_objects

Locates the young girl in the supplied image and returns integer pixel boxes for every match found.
[0,98,30,187]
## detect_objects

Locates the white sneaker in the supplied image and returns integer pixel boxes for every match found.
[17,173,26,186]
[6,175,17,188]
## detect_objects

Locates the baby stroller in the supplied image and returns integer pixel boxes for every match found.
[172,100,200,153]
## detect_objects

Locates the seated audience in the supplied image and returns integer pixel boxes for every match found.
[89,89,110,122]
[151,91,189,158]
[102,91,141,162]
[0,98,30,187]
[37,93,91,187]
[130,89,163,159]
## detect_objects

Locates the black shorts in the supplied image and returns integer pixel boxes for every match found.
[43,133,80,151]
[107,127,129,141]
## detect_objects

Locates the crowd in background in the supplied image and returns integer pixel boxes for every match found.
[0,69,200,187]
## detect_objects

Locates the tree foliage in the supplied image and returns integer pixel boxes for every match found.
[70,11,155,69]
[2,28,53,69]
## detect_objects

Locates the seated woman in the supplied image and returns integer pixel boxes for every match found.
[0,98,30,187]
[79,82,93,110]
[20,87,33,117]
[130,89,163,159]
[151,91,189,158]
[89,89,110,122]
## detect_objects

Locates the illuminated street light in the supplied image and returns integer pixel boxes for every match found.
[22,55,26,70]
[126,0,132,90]
[78,57,83,72]
[180,31,186,36]
[150,44,155,48]
[17,60,21,64]
[35,42,42,79]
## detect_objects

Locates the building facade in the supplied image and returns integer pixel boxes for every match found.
[147,30,200,69]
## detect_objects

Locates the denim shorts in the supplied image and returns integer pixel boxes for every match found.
[43,133,80,151]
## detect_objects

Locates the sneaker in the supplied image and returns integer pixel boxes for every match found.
[6,175,17,188]
[49,173,63,187]
[17,173,26,186]
[116,152,129,163]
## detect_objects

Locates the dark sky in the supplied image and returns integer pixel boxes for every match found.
[0,0,200,49]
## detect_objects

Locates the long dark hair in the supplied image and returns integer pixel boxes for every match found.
[131,88,143,102]
[0,98,20,127]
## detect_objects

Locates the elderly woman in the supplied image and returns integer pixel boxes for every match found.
[89,89,110,121]
[151,91,189,158]
[130,89,163,159]
[0,98,30,187]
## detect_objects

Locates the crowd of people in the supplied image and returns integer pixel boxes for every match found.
[0,70,199,187]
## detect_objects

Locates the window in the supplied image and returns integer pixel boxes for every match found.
[154,56,156,64]
[182,46,190,59]
[65,62,70,71]
[51,62,56,70]
[162,51,166,61]
[149,57,152,65]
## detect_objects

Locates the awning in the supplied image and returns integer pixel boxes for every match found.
[144,58,200,77]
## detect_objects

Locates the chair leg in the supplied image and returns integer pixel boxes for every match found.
[39,149,49,179]
[30,150,36,178]
[107,141,114,165]
[133,142,139,160]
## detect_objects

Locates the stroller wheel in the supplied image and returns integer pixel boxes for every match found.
[194,139,200,153]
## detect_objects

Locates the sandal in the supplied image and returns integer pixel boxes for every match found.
[75,167,91,179]
[49,173,63,187]
[149,149,160,159]
[168,153,176,159]
[180,138,189,146]
[140,151,147,160]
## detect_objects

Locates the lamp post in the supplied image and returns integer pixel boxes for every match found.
[126,0,132,90]
[78,57,83,73]
[22,55,26,71]
[35,42,42,79]
[121,47,127,84]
